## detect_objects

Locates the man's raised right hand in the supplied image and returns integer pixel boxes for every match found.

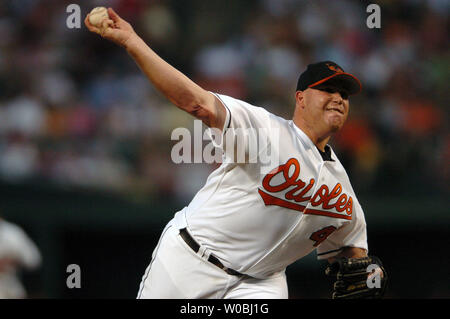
[84,8,138,49]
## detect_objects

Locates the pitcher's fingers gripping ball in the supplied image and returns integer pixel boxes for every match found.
[88,7,109,27]
[85,8,135,47]
[86,7,114,38]
[325,256,388,299]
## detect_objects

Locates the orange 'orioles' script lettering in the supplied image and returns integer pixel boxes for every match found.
[258,158,353,220]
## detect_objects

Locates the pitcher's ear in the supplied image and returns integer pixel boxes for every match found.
[295,90,305,108]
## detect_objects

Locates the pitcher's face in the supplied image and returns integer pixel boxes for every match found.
[300,84,350,134]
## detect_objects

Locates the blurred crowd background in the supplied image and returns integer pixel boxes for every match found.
[0,0,448,298]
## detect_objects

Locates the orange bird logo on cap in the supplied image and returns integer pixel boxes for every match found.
[326,63,343,73]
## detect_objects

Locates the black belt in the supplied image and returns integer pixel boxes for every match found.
[179,228,244,276]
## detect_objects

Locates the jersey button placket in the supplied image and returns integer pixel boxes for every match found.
[305,163,325,211]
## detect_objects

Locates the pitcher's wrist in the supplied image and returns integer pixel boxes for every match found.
[124,34,142,52]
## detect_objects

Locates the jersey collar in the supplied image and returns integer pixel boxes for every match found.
[290,121,316,150]
[290,121,334,162]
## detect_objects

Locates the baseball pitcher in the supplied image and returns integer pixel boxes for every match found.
[85,8,387,299]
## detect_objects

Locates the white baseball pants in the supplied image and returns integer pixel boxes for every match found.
[137,219,288,299]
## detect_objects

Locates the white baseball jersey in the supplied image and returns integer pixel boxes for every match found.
[172,92,368,279]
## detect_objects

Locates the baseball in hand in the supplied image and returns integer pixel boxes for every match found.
[88,7,109,27]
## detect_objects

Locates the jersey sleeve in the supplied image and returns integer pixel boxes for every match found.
[316,200,368,260]
[206,92,273,163]
[0,222,42,269]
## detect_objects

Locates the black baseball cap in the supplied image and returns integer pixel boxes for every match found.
[296,61,362,95]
